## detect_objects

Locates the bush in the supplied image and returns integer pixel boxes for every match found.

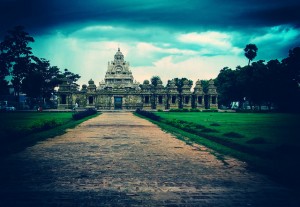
[223,132,245,138]
[169,108,191,112]
[31,119,59,132]
[72,108,97,120]
[194,123,206,129]
[201,128,219,133]
[190,108,200,112]
[135,109,161,121]
[157,109,163,112]
[202,109,218,112]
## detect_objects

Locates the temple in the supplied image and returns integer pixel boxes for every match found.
[57,48,218,110]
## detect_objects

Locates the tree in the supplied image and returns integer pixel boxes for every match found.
[150,76,161,87]
[0,52,9,95]
[266,59,283,109]
[0,78,9,95]
[0,26,34,101]
[279,47,300,111]
[22,57,61,101]
[171,77,193,108]
[215,67,240,106]
[173,77,193,93]
[244,44,258,66]
[0,48,10,78]
[282,47,300,86]
[59,69,81,91]
[248,60,268,109]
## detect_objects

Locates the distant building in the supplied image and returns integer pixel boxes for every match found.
[57,48,218,110]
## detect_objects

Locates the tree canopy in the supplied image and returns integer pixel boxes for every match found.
[150,76,161,87]
[244,44,258,66]
[0,26,80,108]
[216,46,300,111]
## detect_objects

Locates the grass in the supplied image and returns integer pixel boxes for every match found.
[136,111,300,189]
[155,112,300,153]
[0,112,99,156]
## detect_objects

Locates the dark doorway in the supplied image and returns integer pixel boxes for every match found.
[61,95,66,104]
[172,96,176,104]
[145,96,149,104]
[185,96,190,104]
[88,96,94,104]
[197,96,202,104]
[114,97,122,109]
[158,96,163,104]
[212,96,216,104]
[204,95,210,109]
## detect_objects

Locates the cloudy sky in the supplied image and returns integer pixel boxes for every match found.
[1,0,300,86]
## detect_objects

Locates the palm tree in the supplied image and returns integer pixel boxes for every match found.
[244,44,258,66]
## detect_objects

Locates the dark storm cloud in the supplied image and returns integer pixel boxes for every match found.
[1,0,300,35]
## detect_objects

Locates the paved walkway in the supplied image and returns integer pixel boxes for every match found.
[0,112,299,206]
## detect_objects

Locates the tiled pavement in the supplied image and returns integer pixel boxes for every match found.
[0,112,299,206]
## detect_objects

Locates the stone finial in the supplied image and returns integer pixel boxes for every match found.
[207,79,217,95]
[88,79,94,85]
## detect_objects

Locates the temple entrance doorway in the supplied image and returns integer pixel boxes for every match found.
[114,97,123,109]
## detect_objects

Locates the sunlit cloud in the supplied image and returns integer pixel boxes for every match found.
[177,31,242,56]
[178,32,231,48]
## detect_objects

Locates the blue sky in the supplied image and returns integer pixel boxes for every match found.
[1,0,300,86]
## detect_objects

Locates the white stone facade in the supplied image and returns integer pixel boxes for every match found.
[57,48,218,110]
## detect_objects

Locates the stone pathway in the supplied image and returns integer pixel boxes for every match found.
[0,112,299,207]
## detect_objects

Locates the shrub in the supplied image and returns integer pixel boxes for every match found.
[202,109,218,112]
[31,119,59,131]
[168,108,190,112]
[72,108,97,120]
[194,124,206,129]
[201,128,219,133]
[157,109,163,112]
[190,108,200,112]
[135,109,161,121]
[223,132,245,138]
[210,123,221,126]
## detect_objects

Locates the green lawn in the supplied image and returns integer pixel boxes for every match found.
[155,112,300,154]
[0,112,72,141]
[0,112,99,156]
